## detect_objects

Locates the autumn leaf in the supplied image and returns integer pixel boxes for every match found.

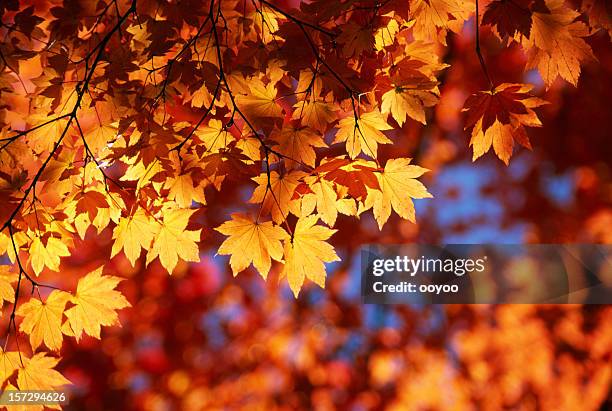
[292,99,337,132]
[0,350,20,387]
[146,208,201,272]
[249,170,306,224]
[381,86,439,125]
[0,266,17,308]
[462,83,547,164]
[272,126,327,169]
[483,0,534,38]
[29,236,70,276]
[236,78,283,120]
[17,353,71,391]
[525,0,596,87]
[216,214,289,279]
[281,215,339,297]
[64,267,131,341]
[194,119,235,153]
[111,208,156,266]
[410,0,473,43]
[365,158,432,229]
[16,290,71,351]
[334,111,392,159]
[75,189,109,221]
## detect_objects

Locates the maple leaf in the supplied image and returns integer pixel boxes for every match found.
[64,267,131,340]
[194,119,235,153]
[235,78,283,120]
[365,158,432,229]
[337,21,376,57]
[16,290,71,351]
[249,170,306,224]
[483,0,534,38]
[410,0,473,44]
[75,190,109,221]
[463,83,547,164]
[17,353,71,391]
[111,208,156,266]
[146,208,201,272]
[0,266,16,308]
[582,0,612,37]
[272,126,327,169]
[292,99,337,132]
[216,214,289,279]
[84,123,117,155]
[381,86,439,125]
[29,236,70,276]
[281,215,339,297]
[334,111,393,159]
[525,0,596,87]
[164,172,204,208]
[0,350,20,387]
[300,177,343,226]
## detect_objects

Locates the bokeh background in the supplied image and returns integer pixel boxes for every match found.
[24,14,612,411]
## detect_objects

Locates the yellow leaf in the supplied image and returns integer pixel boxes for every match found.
[29,237,70,276]
[111,208,156,266]
[17,353,70,391]
[281,215,339,297]
[526,0,596,87]
[0,350,20,387]
[216,214,289,279]
[0,266,17,307]
[236,78,282,119]
[249,170,306,224]
[146,208,201,272]
[272,127,327,169]
[334,111,392,159]
[381,88,439,125]
[64,267,131,340]
[292,100,337,132]
[16,290,71,351]
[366,158,432,229]
[165,173,206,208]
[303,177,340,226]
[194,119,235,153]
[85,123,117,155]
[411,0,472,44]
[375,18,400,50]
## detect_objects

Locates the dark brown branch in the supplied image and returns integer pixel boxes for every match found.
[475,0,494,90]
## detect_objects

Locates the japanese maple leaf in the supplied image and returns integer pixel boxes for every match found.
[216,214,289,279]
[235,78,283,120]
[334,110,392,159]
[410,0,473,43]
[281,215,339,297]
[17,353,71,391]
[463,83,547,164]
[249,170,306,224]
[525,0,596,87]
[364,158,432,229]
[483,0,534,38]
[146,208,201,272]
[292,99,337,132]
[381,86,439,125]
[194,119,235,153]
[111,208,156,266]
[29,236,70,276]
[272,126,327,169]
[16,290,71,351]
[63,267,131,341]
